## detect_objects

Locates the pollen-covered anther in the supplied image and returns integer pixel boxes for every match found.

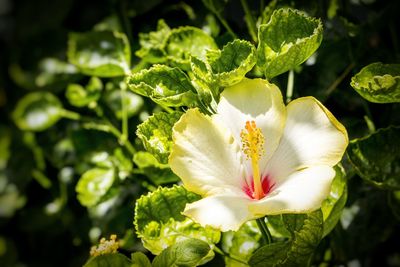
[90,234,119,257]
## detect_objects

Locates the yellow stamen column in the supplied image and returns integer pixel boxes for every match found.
[240,121,265,200]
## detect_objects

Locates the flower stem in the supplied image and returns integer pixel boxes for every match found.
[240,0,257,42]
[213,246,248,265]
[286,70,294,104]
[120,85,129,143]
[256,217,272,244]
[214,12,237,39]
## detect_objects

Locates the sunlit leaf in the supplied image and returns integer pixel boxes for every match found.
[164,26,218,69]
[257,8,323,79]
[134,185,220,255]
[152,238,211,267]
[68,31,131,77]
[128,65,198,107]
[136,111,182,163]
[75,167,115,207]
[66,77,103,107]
[104,90,144,119]
[12,92,64,131]
[321,165,347,237]
[347,126,400,190]
[350,62,400,103]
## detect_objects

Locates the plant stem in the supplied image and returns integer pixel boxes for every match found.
[120,85,129,143]
[286,70,294,103]
[256,217,272,244]
[160,105,174,114]
[213,246,248,265]
[214,12,237,39]
[61,109,81,120]
[240,0,258,42]
[325,63,355,97]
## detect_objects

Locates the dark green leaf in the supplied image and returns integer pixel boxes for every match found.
[136,111,182,163]
[131,252,152,267]
[68,31,131,77]
[152,238,211,267]
[249,210,323,267]
[83,253,131,267]
[257,8,323,79]
[128,65,198,107]
[350,62,400,103]
[347,126,400,190]
[12,92,64,131]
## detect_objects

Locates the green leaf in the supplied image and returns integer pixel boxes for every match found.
[222,221,262,266]
[68,31,130,77]
[104,90,144,119]
[136,111,182,163]
[12,92,64,131]
[321,165,347,237]
[75,167,115,207]
[350,62,400,103]
[134,185,220,255]
[347,126,400,190]
[66,77,103,107]
[83,253,131,267]
[152,238,211,267]
[136,19,171,63]
[257,8,323,79]
[128,65,198,107]
[249,210,323,267]
[164,26,218,69]
[133,152,180,185]
[131,252,152,267]
[191,39,257,88]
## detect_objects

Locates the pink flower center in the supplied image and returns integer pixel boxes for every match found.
[242,175,275,200]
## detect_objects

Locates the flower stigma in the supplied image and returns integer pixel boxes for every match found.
[240,120,265,200]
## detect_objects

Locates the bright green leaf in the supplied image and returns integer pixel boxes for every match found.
[152,238,211,267]
[128,65,198,107]
[131,252,152,267]
[350,62,400,103]
[133,152,179,185]
[321,165,347,237]
[222,221,262,266]
[66,77,103,107]
[134,185,220,255]
[136,111,182,163]
[76,167,115,207]
[347,126,400,190]
[164,26,218,69]
[12,92,63,131]
[136,19,171,63]
[249,210,323,267]
[257,8,323,79]
[83,253,131,267]
[68,31,130,77]
[104,90,144,119]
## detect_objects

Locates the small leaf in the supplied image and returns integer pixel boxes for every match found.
[321,165,347,237]
[104,90,144,119]
[249,210,323,267]
[12,92,63,131]
[134,185,220,255]
[66,77,103,107]
[136,19,171,63]
[257,8,323,79]
[347,126,400,190]
[152,238,211,267]
[131,252,152,267]
[136,111,182,163]
[350,62,400,103]
[164,26,218,69]
[128,65,198,107]
[83,253,131,267]
[222,221,262,266]
[68,31,130,77]
[75,167,115,207]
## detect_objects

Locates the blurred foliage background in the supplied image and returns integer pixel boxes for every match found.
[0,0,399,266]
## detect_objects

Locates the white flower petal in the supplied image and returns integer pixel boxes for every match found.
[266,97,348,182]
[249,166,336,216]
[169,108,243,196]
[183,194,253,232]
[216,78,286,173]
